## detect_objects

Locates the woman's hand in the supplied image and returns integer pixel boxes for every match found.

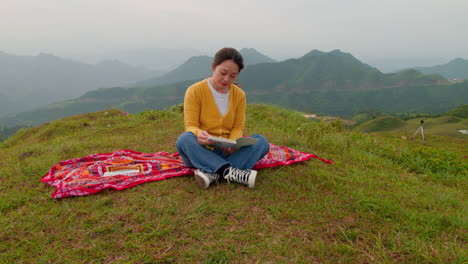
[222,147,237,155]
[197,130,213,145]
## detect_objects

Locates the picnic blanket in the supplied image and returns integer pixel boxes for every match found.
[41,143,332,198]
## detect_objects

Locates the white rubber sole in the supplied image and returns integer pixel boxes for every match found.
[194,169,210,189]
[248,170,257,188]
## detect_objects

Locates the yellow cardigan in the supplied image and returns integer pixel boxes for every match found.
[184,79,246,140]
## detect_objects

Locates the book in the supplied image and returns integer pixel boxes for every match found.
[102,169,140,177]
[208,136,258,149]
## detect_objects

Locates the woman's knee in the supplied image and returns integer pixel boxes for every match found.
[176,132,196,148]
[251,134,269,150]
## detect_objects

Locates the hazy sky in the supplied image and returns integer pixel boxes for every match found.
[2,0,467,61]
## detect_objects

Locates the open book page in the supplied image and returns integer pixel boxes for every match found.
[235,137,258,147]
[208,136,258,149]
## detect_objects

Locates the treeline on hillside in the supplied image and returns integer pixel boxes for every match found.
[247,82,468,117]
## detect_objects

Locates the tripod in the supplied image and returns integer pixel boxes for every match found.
[413,120,425,140]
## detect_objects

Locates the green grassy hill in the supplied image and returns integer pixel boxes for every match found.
[354,116,406,133]
[0,104,466,263]
[353,113,468,162]
[356,115,468,139]
[445,104,468,118]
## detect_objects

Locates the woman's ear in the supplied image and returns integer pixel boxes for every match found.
[211,62,216,71]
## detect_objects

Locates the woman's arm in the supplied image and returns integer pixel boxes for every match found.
[184,85,214,146]
[184,86,202,137]
[229,95,246,140]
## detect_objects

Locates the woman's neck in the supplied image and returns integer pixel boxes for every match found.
[209,78,229,94]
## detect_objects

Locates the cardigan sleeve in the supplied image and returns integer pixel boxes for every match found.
[228,92,246,140]
[183,85,202,136]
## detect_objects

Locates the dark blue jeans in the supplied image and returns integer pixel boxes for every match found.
[176,132,270,173]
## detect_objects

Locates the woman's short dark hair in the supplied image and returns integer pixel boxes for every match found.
[213,47,244,72]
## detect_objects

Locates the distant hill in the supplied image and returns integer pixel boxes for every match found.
[237,49,447,93]
[0,51,159,110]
[132,48,276,87]
[414,58,468,80]
[354,116,406,133]
[240,48,276,65]
[362,57,449,73]
[132,56,213,88]
[75,48,205,71]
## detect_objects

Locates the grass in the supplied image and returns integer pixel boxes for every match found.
[0,104,466,263]
[354,116,406,133]
[356,115,468,139]
[356,115,468,159]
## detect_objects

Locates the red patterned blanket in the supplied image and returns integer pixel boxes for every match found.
[41,143,331,198]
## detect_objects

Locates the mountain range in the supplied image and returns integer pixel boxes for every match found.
[131,48,276,87]
[0,51,160,110]
[0,48,275,113]
[236,49,447,93]
[2,49,463,131]
[135,49,448,92]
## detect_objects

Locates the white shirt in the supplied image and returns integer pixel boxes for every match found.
[207,78,230,116]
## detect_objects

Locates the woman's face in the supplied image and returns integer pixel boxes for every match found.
[211,59,240,91]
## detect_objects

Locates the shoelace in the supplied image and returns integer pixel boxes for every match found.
[225,168,250,184]
[208,172,220,182]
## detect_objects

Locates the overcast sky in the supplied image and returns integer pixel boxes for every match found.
[2,0,467,62]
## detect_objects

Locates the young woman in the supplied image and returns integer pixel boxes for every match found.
[176,47,270,189]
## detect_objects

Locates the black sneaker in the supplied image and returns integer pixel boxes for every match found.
[194,169,220,189]
[223,167,257,188]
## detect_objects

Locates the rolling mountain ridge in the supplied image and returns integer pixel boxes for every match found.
[1,49,460,131]
[0,51,159,110]
[237,49,447,93]
[132,48,276,87]
[413,58,468,80]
